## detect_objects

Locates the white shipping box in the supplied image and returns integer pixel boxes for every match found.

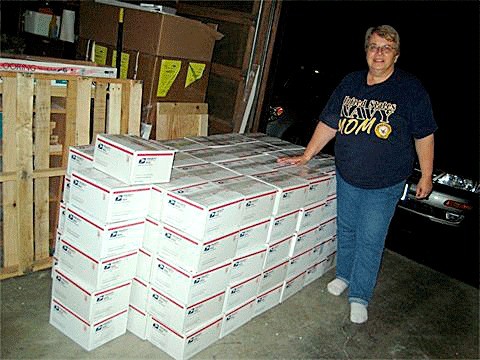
[317,217,337,242]
[52,268,131,323]
[280,271,306,303]
[304,251,337,287]
[229,247,266,285]
[24,10,61,37]
[290,225,320,258]
[216,154,284,176]
[282,166,333,205]
[50,298,128,351]
[62,177,70,203]
[157,224,238,273]
[254,283,283,317]
[236,219,270,257]
[143,217,163,253]
[267,210,300,244]
[127,305,149,340]
[296,201,327,233]
[150,257,231,305]
[176,162,240,182]
[57,201,66,234]
[63,206,144,259]
[57,239,137,290]
[129,277,150,312]
[66,144,95,176]
[220,298,256,338]
[286,247,314,279]
[136,247,153,282]
[161,182,244,240]
[147,316,222,360]
[94,134,176,185]
[258,260,289,295]
[223,274,261,313]
[324,195,337,219]
[185,147,238,163]
[70,167,151,224]
[148,170,206,221]
[147,287,225,334]
[263,235,292,270]
[154,138,207,152]
[213,176,277,227]
[253,170,308,216]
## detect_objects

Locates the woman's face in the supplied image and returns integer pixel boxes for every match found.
[365,33,399,75]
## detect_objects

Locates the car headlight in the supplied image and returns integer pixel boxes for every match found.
[435,173,478,193]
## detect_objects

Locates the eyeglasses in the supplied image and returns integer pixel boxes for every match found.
[366,44,397,54]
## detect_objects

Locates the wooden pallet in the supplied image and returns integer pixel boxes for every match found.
[0,72,142,279]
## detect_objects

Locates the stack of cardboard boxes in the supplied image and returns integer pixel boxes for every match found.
[50,133,337,360]
[78,0,223,127]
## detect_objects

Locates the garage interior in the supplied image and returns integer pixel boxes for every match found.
[0,1,478,359]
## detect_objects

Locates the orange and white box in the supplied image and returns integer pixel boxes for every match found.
[70,168,151,224]
[267,210,300,244]
[213,176,277,227]
[254,283,283,317]
[93,134,176,185]
[157,224,238,273]
[56,239,137,290]
[223,274,261,313]
[66,144,94,176]
[50,298,128,351]
[236,219,270,257]
[317,217,337,242]
[147,316,222,360]
[148,171,206,222]
[290,225,321,258]
[296,201,327,233]
[282,166,333,205]
[286,247,314,279]
[220,298,256,338]
[51,268,131,323]
[258,260,289,294]
[150,257,231,305]
[63,206,144,259]
[280,271,306,303]
[136,247,153,282]
[147,288,225,334]
[127,304,148,340]
[263,235,292,270]
[324,195,337,219]
[252,170,309,216]
[161,182,244,240]
[229,247,266,285]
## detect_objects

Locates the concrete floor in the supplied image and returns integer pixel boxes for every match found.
[1,249,478,359]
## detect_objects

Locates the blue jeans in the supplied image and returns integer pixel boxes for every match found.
[335,170,406,306]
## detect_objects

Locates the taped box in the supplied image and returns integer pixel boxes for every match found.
[94,134,176,185]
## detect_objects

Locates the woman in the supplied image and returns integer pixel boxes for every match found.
[278,25,437,323]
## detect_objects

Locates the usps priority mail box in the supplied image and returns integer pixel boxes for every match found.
[161,182,244,240]
[150,257,230,305]
[147,316,222,360]
[147,287,225,334]
[56,239,137,290]
[267,210,300,244]
[229,247,266,285]
[252,170,309,216]
[281,166,333,205]
[69,167,151,224]
[52,268,131,323]
[254,283,283,318]
[127,305,149,340]
[63,206,144,259]
[66,144,94,176]
[213,175,277,227]
[157,224,238,273]
[280,271,306,303]
[220,298,255,338]
[223,274,260,313]
[236,219,270,257]
[94,133,176,185]
[296,201,328,234]
[263,235,292,270]
[50,298,128,351]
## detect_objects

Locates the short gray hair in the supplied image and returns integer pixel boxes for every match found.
[365,25,400,53]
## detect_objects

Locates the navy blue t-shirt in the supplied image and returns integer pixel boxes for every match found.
[320,68,438,189]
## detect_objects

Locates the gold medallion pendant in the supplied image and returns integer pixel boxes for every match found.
[374,122,392,139]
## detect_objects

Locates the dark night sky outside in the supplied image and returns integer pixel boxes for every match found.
[268,0,479,180]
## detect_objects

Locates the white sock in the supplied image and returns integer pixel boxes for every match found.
[350,302,368,324]
[327,278,348,296]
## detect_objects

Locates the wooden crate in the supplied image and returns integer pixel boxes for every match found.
[156,102,208,140]
[0,72,142,279]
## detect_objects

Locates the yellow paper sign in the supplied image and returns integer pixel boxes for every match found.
[94,45,107,65]
[185,62,206,88]
[112,50,130,79]
[157,59,181,97]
